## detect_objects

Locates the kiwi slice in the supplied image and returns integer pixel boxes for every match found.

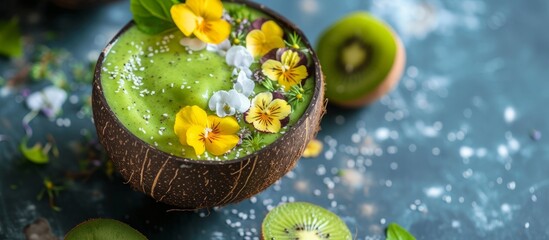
[262,202,352,240]
[317,12,405,107]
[65,219,147,240]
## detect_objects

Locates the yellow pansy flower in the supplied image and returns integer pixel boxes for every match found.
[246,20,285,57]
[262,49,309,90]
[174,106,240,156]
[245,92,291,133]
[171,0,231,44]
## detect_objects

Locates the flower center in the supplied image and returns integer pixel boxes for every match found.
[281,64,290,72]
[223,104,232,114]
[196,16,205,28]
[204,127,213,139]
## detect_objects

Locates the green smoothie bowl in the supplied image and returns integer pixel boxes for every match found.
[92,0,325,209]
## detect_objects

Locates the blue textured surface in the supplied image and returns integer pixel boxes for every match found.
[1,0,549,239]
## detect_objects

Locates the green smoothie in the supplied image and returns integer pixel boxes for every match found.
[100,3,314,160]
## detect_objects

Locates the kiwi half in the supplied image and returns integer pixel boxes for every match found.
[317,12,405,107]
[261,202,352,240]
[65,219,147,240]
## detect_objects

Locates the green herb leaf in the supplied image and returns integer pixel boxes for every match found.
[0,17,23,58]
[131,0,176,35]
[20,137,49,164]
[386,223,416,240]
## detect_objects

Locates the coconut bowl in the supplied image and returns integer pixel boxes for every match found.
[92,0,325,209]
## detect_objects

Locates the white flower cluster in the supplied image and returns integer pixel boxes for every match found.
[208,45,255,117]
[26,85,67,119]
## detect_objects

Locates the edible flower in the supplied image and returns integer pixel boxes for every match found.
[234,70,255,97]
[180,37,207,51]
[171,0,231,44]
[246,20,284,57]
[261,48,308,90]
[226,45,254,77]
[209,89,250,117]
[174,106,240,156]
[245,92,291,133]
[206,39,231,56]
[26,85,67,119]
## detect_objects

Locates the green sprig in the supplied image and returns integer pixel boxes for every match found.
[37,178,64,212]
[241,132,265,153]
[261,79,276,92]
[285,32,303,50]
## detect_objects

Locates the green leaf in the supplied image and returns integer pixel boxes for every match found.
[386,223,416,240]
[0,17,23,58]
[20,137,49,164]
[131,0,176,35]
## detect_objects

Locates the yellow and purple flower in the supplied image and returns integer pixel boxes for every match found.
[246,20,284,57]
[245,92,291,133]
[261,48,309,91]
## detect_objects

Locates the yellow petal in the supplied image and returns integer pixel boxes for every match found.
[185,0,223,19]
[174,106,208,145]
[261,20,284,37]
[302,139,323,158]
[264,118,282,133]
[193,19,231,44]
[252,92,273,109]
[281,50,300,68]
[186,125,206,156]
[204,0,224,19]
[246,30,266,57]
[263,36,284,56]
[278,65,309,90]
[205,134,239,156]
[261,60,283,81]
[268,99,292,119]
[171,4,197,36]
[208,115,240,135]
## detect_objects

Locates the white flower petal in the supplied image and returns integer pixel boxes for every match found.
[26,93,44,111]
[234,70,255,97]
[209,91,224,111]
[226,46,254,69]
[237,94,251,113]
[26,85,67,116]
[206,39,231,56]
[228,89,251,113]
[180,37,206,51]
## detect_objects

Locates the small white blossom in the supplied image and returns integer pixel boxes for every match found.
[226,46,253,77]
[26,85,67,118]
[234,70,255,97]
[209,89,250,117]
[206,39,231,56]
[179,37,206,51]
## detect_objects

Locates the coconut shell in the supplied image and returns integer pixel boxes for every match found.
[92,0,325,209]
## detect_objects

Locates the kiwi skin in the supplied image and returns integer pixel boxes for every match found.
[65,219,147,240]
[92,0,326,209]
[261,202,352,240]
[317,12,406,108]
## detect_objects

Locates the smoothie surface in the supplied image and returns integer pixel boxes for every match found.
[101,2,315,160]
